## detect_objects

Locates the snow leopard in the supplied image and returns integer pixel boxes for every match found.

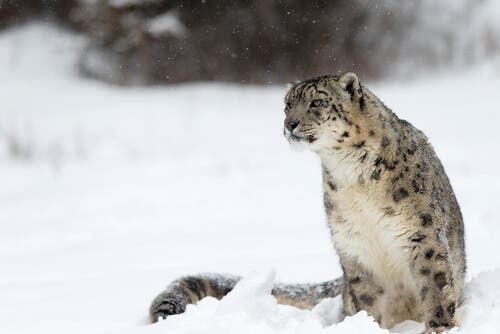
[149,72,465,334]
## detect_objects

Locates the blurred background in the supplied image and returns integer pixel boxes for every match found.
[2,0,500,85]
[2,1,500,334]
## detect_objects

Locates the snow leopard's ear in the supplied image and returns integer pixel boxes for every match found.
[339,72,362,99]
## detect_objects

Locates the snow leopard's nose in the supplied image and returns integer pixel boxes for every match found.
[286,119,300,132]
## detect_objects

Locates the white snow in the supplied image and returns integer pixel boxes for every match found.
[147,11,187,37]
[1,22,500,334]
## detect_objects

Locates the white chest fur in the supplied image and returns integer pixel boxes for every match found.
[328,187,415,286]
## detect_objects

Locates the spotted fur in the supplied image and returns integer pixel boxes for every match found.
[149,274,343,322]
[284,72,465,333]
[149,72,465,334]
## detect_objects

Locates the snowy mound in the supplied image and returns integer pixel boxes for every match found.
[105,270,500,334]
[117,272,387,334]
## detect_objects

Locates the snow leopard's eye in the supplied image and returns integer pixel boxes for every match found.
[310,99,323,108]
[285,102,292,112]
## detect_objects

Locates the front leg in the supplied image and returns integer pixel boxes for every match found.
[408,230,459,333]
[340,255,385,325]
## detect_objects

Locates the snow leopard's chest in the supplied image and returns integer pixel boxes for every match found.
[327,188,415,284]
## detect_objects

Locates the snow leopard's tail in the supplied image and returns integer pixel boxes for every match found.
[149,273,344,322]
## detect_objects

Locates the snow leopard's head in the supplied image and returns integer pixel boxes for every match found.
[283,72,367,152]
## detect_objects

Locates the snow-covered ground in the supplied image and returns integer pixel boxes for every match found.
[1,23,500,334]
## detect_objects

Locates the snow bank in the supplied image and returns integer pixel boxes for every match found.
[459,270,500,333]
[102,270,500,334]
[109,271,385,334]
